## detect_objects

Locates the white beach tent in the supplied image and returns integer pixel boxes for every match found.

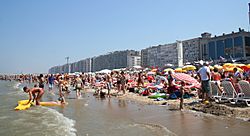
[97,69,111,74]
[133,65,142,69]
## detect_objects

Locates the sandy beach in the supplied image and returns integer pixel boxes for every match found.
[91,88,250,120]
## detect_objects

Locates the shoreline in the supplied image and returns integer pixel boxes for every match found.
[85,88,250,120]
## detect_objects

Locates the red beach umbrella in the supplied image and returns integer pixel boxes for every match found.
[172,73,201,88]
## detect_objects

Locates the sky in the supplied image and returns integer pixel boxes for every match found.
[0,0,249,74]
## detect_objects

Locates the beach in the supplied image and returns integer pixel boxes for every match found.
[1,81,250,136]
[91,88,250,120]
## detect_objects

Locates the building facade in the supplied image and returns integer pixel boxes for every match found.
[49,64,70,74]
[182,38,201,63]
[92,50,140,72]
[49,29,250,74]
[141,43,179,67]
[127,54,141,67]
[49,50,140,74]
[202,29,250,61]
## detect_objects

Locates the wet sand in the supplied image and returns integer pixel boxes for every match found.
[73,89,250,136]
[89,88,250,120]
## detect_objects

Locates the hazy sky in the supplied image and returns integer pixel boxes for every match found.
[0,0,249,74]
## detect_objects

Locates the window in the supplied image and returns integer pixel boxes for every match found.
[208,41,216,59]
[245,36,250,56]
[234,36,243,58]
[216,40,225,59]
[224,38,233,58]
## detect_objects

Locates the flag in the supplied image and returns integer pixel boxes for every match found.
[219,56,226,61]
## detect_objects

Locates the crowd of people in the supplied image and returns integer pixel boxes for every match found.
[1,62,250,109]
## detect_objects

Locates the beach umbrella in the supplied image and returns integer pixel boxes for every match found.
[234,64,245,67]
[239,66,250,71]
[224,67,243,72]
[151,69,158,72]
[209,66,214,70]
[214,65,223,70]
[174,68,183,73]
[182,70,187,73]
[182,65,196,71]
[223,63,234,68]
[247,64,250,68]
[147,71,156,75]
[164,68,174,72]
[172,73,201,88]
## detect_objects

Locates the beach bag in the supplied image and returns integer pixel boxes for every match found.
[129,88,135,92]
[169,93,177,99]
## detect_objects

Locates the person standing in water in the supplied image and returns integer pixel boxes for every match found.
[23,86,44,105]
[74,75,83,98]
[38,74,45,90]
[120,71,127,95]
[48,74,55,92]
[106,74,112,98]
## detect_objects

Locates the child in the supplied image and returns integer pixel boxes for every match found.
[23,86,44,105]
[179,81,186,110]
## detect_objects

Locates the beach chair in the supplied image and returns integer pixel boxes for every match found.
[221,81,244,104]
[238,80,250,106]
[209,81,227,103]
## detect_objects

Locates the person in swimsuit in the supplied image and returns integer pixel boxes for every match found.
[74,75,83,98]
[106,74,112,97]
[137,72,144,87]
[38,74,45,89]
[120,71,127,94]
[211,67,223,93]
[23,86,44,105]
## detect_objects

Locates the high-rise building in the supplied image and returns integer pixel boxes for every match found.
[203,28,250,61]
[49,29,250,74]
[141,43,179,67]
[49,50,141,74]
[92,50,140,71]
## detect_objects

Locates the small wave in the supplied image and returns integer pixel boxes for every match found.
[13,82,21,89]
[12,106,76,136]
[131,123,177,136]
[0,116,9,120]
[32,107,77,136]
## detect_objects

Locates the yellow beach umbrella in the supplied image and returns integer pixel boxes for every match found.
[223,63,234,68]
[174,68,183,73]
[234,64,245,67]
[182,65,196,71]
[224,67,243,72]
[214,65,223,70]
[209,66,214,70]
[182,70,187,73]
[164,68,174,72]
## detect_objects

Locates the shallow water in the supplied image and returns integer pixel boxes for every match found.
[0,81,249,136]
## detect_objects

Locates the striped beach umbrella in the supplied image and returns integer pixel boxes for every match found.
[172,73,201,88]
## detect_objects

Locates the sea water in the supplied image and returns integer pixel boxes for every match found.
[0,80,250,136]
